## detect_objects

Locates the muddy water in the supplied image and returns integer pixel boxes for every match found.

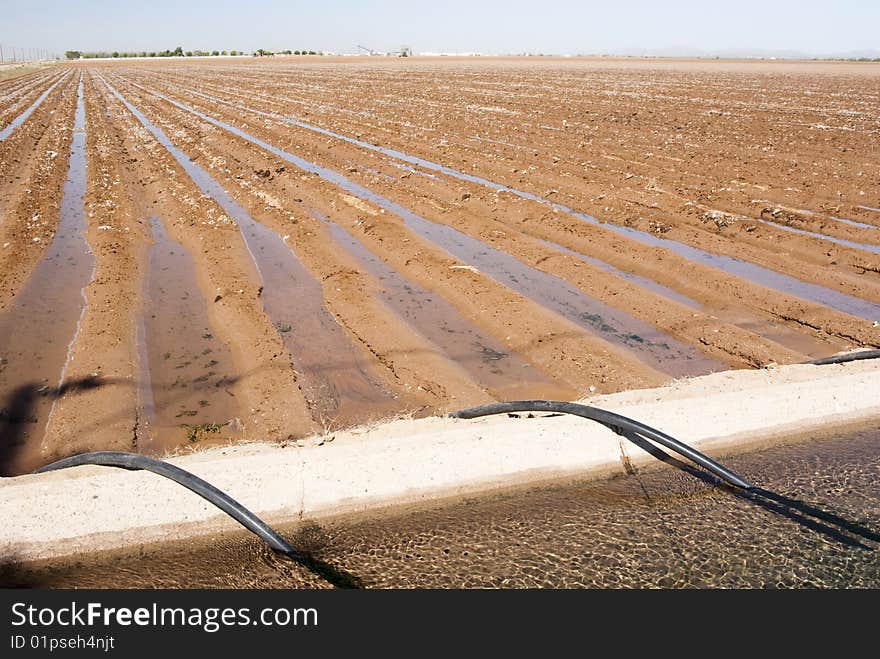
[0,79,92,476]
[312,211,572,399]
[133,312,155,448]
[721,314,836,359]
[7,426,877,588]
[0,76,66,141]
[170,86,880,321]
[532,239,837,357]
[359,165,395,181]
[132,84,721,379]
[139,216,241,452]
[392,161,439,180]
[535,237,701,309]
[103,80,399,427]
[758,218,880,255]
[0,74,49,105]
[384,202,719,378]
[0,74,62,126]
[800,209,878,231]
[540,235,840,359]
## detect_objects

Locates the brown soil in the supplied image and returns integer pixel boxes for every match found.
[0,57,877,476]
[0,73,77,309]
[0,70,65,129]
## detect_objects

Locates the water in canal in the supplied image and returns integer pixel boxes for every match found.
[4,424,877,588]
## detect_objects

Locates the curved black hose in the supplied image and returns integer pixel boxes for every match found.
[36,451,297,557]
[450,400,754,490]
[806,349,880,366]
[36,452,362,587]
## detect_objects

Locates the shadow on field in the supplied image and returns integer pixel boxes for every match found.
[0,375,113,476]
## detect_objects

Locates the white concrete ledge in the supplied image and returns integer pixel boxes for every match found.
[2,360,879,563]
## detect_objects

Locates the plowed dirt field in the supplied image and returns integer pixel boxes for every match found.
[0,57,877,475]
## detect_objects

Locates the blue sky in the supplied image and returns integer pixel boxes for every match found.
[1,0,878,57]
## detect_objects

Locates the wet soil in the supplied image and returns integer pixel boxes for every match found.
[0,59,878,475]
[122,69,876,357]
[312,210,572,400]
[105,79,405,427]
[0,78,92,475]
[0,75,67,141]
[0,73,78,310]
[141,215,242,451]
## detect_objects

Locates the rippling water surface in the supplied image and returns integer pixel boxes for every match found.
[4,426,878,588]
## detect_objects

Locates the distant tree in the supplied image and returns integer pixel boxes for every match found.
[212,50,219,56]
[149,52,157,58]
[185,51,192,57]
[112,51,119,58]
[139,51,147,58]
[65,50,81,60]
[308,50,316,55]
[282,50,292,55]
[221,50,227,56]
[293,50,301,55]
[173,46,184,57]
[230,50,238,56]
